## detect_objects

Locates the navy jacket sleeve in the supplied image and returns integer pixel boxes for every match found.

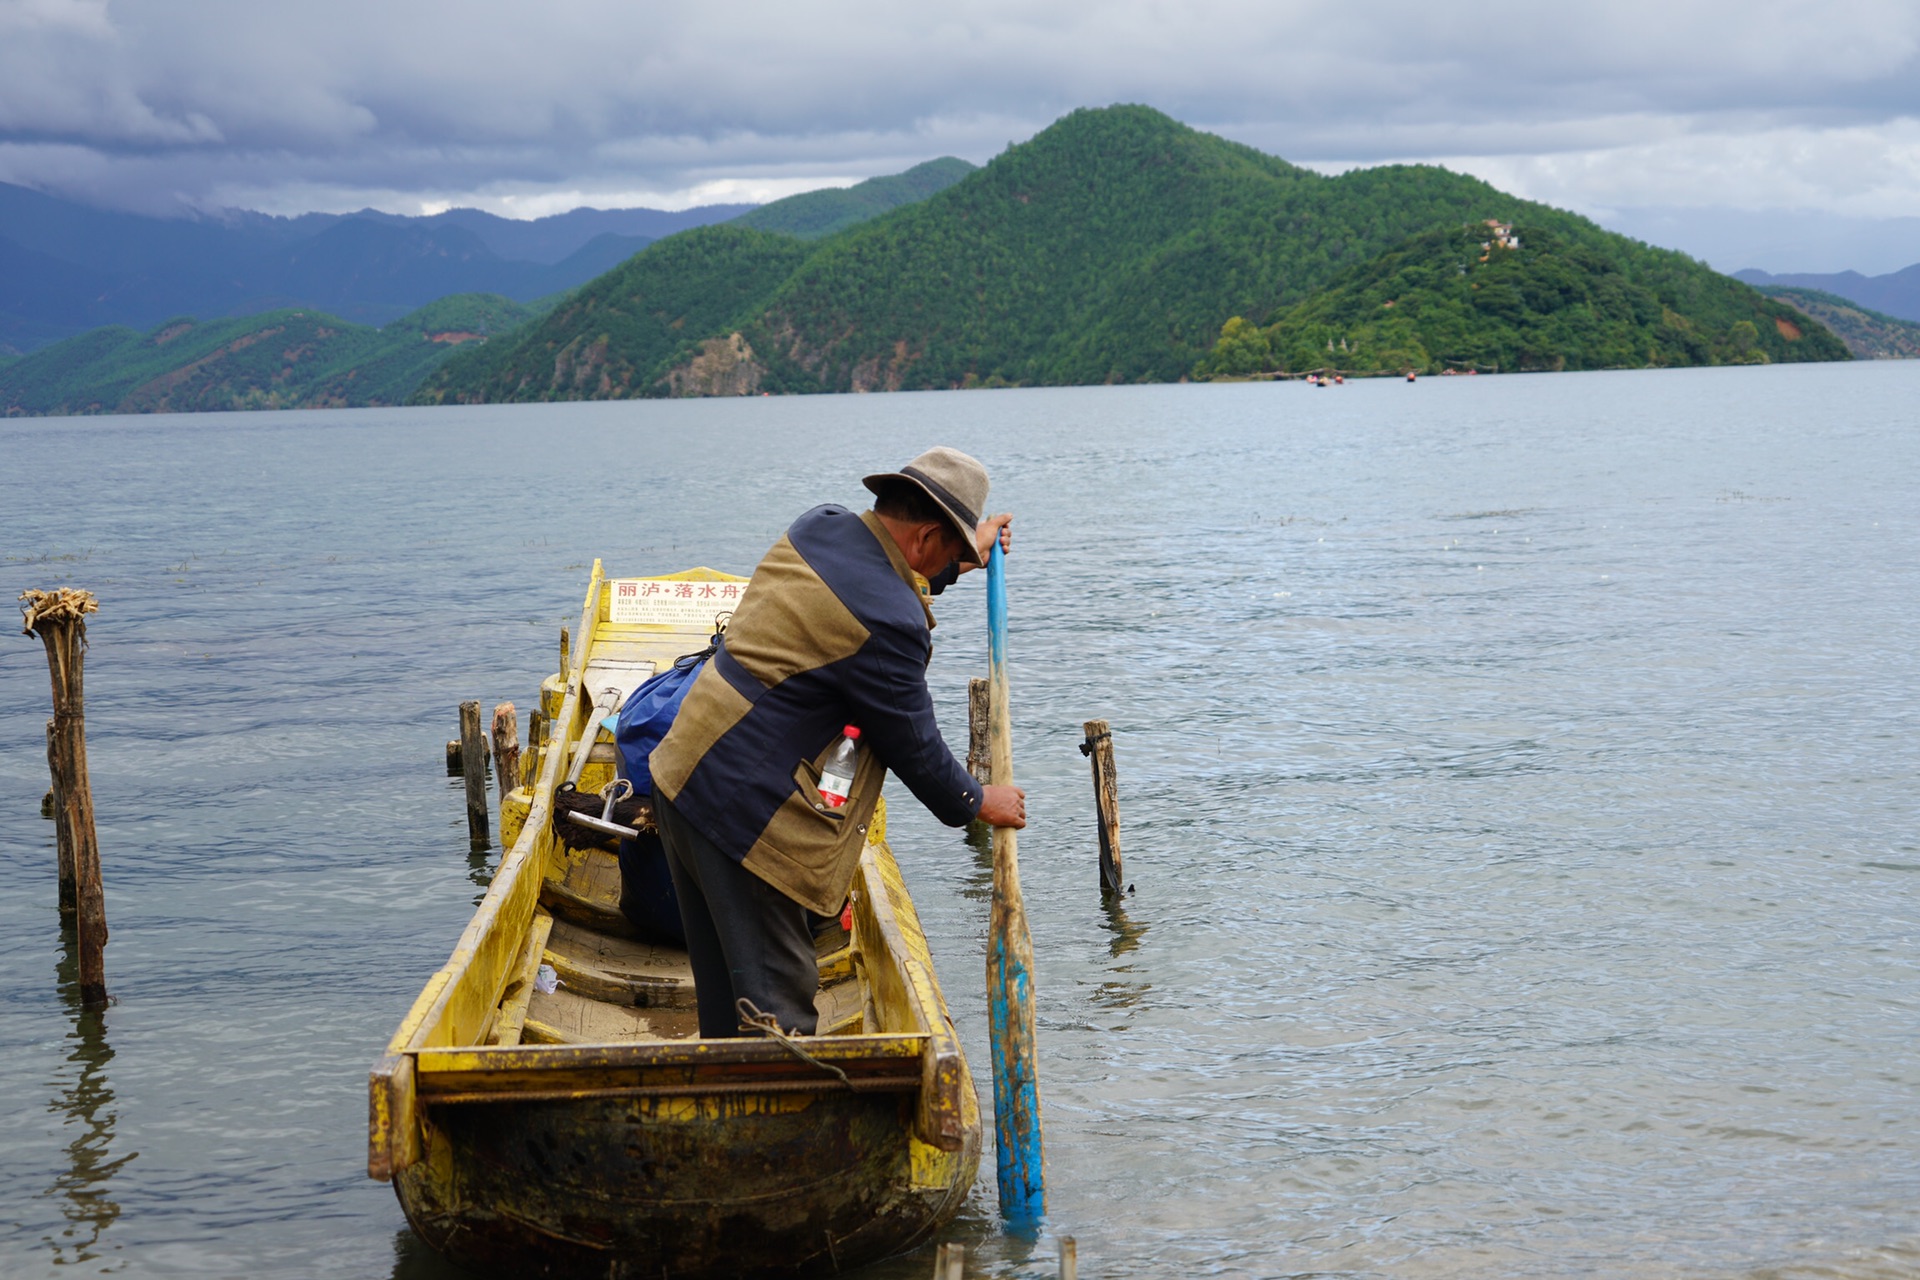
[844,616,982,827]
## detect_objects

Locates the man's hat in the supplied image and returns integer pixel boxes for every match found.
[863,446,991,567]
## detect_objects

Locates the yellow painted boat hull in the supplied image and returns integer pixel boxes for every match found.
[370,562,981,1278]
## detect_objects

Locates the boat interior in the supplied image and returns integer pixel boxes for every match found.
[368,563,976,1187]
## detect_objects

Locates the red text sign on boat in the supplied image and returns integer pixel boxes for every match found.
[608,578,747,628]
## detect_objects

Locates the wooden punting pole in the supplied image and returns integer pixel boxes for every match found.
[22,588,108,1007]
[984,539,1045,1221]
[1080,720,1124,897]
[459,700,490,851]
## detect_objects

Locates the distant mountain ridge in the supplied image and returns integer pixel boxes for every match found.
[1,158,982,414]
[1734,265,1920,323]
[1761,287,1920,359]
[0,293,541,415]
[733,158,976,239]
[0,182,752,353]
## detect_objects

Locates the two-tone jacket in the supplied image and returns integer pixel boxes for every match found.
[649,505,983,915]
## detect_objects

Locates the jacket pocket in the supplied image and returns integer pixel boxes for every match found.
[791,758,848,820]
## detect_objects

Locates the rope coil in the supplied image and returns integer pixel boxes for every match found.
[734,998,851,1087]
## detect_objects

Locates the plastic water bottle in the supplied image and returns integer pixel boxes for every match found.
[818,725,860,808]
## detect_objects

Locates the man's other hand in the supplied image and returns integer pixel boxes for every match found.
[978,784,1027,828]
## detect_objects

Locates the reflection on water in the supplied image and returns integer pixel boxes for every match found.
[40,938,132,1265]
[457,778,498,903]
[1090,902,1151,1024]
[388,1227,471,1280]
[960,820,995,904]
[1101,901,1146,961]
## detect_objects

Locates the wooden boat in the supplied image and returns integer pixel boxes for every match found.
[368,562,982,1278]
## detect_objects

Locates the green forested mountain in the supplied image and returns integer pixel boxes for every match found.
[1761,287,1920,359]
[424,105,1842,403]
[1195,223,1846,377]
[0,293,537,416]
[411,226,815,403]
[732,158,976,239]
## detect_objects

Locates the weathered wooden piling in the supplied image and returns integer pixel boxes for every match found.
[444,739,463,775]
[1080,719,1124,897]
[934,1241,964,1279]
[47,720,75,913]
[490,702,520,813]
[966,677,991,784]
[459,700,490,851]
[1059,1236,1077,1280]
[22,588,108,1007]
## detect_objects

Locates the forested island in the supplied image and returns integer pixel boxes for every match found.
[1,106,1852,416]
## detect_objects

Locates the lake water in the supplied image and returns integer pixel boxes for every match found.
[2,363,1917,1280]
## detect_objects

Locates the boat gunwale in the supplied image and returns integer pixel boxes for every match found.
[415,1031,929,1074]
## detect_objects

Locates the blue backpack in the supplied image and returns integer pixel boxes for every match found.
[613,642,715,796]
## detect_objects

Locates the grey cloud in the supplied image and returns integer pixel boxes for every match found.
[0,0,1916,217]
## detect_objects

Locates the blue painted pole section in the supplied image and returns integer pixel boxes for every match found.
[985,539,1046,1221]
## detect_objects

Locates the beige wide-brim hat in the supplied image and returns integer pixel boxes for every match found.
[862,446,991,567]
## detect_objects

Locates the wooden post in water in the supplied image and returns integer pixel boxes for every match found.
[1080,720,1125,897]
[22,588,108,1007]
[933,1242,964,1280]
[966,678,991,784]
[490,702,520,814]
[459,700,490,851]
[47,720,76,914]
[1059,1236,1077,1280]
[984,539,1045,1221]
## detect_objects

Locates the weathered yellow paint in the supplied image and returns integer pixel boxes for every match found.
[366,1053,417,1180]
[486,912,554,1048]
[497,785,532,852]
[370,562,981,1277]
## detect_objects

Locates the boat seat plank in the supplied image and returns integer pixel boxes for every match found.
[815,976,864,1036]
[524,985,695,1045]
[540,845,632,935]
[580,656,659,714]
[543,917,695,1010]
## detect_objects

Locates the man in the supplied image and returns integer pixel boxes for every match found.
[649,446,1027,1038]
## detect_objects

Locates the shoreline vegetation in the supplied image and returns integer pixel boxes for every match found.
[1,106,1863,418]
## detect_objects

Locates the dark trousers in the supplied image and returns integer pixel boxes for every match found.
[655,792,820,1038]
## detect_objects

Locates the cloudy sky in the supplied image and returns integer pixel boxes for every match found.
[3,0,1917,270]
